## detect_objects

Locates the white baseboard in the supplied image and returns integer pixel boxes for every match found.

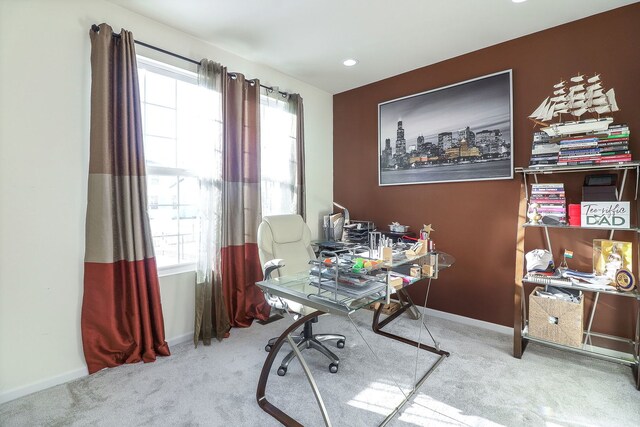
[167,331,194,347]
[0,366,88,405]
[0,331,195,405]
[422,307,513,336]
[1,313,507,406]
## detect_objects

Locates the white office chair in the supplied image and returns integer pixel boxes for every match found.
[257,214,345,376]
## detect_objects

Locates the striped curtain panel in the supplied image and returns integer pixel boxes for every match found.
[82,24,170,373]
[221,74,270,326]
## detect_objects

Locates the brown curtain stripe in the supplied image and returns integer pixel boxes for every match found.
[82,24,170,374]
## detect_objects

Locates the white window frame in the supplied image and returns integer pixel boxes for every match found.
[138,56,211,276]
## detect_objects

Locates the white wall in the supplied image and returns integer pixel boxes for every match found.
[0,0,333,402]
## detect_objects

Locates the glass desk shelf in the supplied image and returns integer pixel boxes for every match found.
[256,251,455,316]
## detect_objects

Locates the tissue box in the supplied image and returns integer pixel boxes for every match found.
[528,287,584,348]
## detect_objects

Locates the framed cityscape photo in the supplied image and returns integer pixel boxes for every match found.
[378,70,513,186]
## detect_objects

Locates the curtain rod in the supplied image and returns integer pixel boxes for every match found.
[91,24,289,97]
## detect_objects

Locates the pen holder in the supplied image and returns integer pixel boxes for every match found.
[382,246,393,262]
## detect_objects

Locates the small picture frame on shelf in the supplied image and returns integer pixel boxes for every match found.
[593,239,633,282]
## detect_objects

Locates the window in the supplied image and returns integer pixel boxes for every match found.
[138,57,222,271]
[260,91,299,216]
[138,58,298,271]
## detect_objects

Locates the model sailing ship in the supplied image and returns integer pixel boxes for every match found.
[529,73,619,137]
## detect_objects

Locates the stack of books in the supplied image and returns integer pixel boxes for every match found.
[529,124,632,167]
[598,124,631,164]
[557,135,601,166]
[530,183,566,224]
[529,132,560,167]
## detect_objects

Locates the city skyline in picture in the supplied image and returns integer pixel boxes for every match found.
[379,72,511,153]
[378,70,513,186]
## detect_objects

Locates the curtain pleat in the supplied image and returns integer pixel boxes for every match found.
[291,95,306,220]
[82,23,170,373]
[221,75,270,326]
[194,60,230,345]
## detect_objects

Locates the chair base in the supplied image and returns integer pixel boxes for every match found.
[265,319,345,376]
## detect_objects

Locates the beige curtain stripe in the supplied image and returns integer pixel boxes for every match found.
[222,181,260,246]
[85,174,155,263]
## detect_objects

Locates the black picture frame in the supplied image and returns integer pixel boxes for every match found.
[378,70,513,186]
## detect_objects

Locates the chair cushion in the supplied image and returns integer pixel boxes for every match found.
[263,214,307,244]
[258,214,315,276]
[258,214,318,316]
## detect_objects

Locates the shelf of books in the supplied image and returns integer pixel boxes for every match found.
[514,122,640,390]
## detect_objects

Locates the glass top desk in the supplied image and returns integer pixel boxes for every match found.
[256,250,455,427]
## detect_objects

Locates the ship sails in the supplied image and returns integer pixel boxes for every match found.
[529,73,619,124]
[529,73,619,136]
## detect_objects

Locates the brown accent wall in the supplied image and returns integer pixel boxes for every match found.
[333,4,640,334]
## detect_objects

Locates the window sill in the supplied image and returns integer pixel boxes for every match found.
[157,263,196,278]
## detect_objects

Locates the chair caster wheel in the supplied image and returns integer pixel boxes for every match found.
[265,344,272,352]
[336,339,345,349]
[329,363,339,374]
[277,366,287,376]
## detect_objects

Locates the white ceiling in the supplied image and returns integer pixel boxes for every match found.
[108,0,637,94]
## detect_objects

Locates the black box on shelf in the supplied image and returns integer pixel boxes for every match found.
[582,185,618,201]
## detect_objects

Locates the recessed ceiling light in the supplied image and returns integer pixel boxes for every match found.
[343,59,358,67]
[512,0,527,3]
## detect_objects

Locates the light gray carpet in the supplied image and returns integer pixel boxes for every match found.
[1,309,639,426]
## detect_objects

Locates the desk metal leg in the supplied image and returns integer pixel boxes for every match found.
[379,355,447,427]
[372,288,450,357]
[257,311,326,427]
[286,334,332,427]
[368,283,449,426]
[396,288,420,320]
